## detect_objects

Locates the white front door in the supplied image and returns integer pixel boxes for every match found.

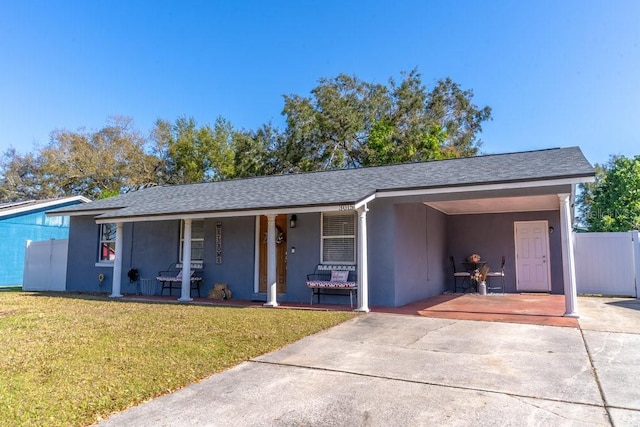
[514,221,551,292]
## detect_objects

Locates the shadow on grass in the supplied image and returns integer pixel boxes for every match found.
[21,291,259,310]
[20,291,354,313]
[0,286,23,292]
[11,289,357,314]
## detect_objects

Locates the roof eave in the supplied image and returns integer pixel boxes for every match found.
[375,175,595,199]
[1,196,91,218]
[46,206,122,217]
[93,201,362,224]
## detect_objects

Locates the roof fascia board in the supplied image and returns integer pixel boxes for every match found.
[2,196,91,218]
[570,184,577,226]
[47,208,119,217]
[354,193,376,210]
[94,203,358,224]
[376,177,594,199]
[427,205,559,216]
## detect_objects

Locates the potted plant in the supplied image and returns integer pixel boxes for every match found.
[468,253,481,263]
[473,264,490,295]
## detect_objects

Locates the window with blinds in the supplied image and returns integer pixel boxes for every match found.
[321,212,356,264]
[180,219,205,262]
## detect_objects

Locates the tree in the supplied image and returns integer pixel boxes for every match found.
[0,116,157,201]
[425,77,492,157]
[279,69,492,170]
[0,69,493,200]
[577,155,640,231]
[0,148,46,201]
[151,116,235,184]
[231,124,281,178]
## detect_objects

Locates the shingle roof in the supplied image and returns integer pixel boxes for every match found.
[1,196,89,218]
[49,147,594,220]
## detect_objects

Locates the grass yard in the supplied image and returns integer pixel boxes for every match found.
[0,291,355,426]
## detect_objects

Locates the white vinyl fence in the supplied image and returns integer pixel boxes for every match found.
[22,239,68,291]
[574,231,639,297]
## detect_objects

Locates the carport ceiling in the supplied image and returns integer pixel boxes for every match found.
[425,194,560,215]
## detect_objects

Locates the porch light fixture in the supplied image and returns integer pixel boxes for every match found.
[290,214,297,228]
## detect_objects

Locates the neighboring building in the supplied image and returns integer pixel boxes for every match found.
[0,196,90,286]
[47,147,595,315]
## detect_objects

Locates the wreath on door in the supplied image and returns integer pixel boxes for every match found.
[263,226,285,245]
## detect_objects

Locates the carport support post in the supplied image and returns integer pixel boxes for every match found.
[264,214,278,307]
[179,219,193,302]
[109,222,124,298]
[356,205,370,312]
[559,193,579,317]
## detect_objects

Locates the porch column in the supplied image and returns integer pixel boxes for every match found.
[264,214,278,307]
[109,222,124,298]
[356,205,370,312]
[178,218,193,302]
[559,193,579,317]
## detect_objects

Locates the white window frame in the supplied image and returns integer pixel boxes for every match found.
[321,212,356,264]
[179,219,205,262]
[96,223,116,266]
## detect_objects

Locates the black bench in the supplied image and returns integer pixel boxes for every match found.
[156,262,203,297]
[306,265,357,308]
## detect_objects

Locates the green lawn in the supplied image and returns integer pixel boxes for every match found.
[0,292,355,426]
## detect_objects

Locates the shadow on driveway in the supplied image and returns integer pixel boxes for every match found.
[96,297,640,426]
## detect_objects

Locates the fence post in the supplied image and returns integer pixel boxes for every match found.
[633,231,640,299]
[23,240,32,288]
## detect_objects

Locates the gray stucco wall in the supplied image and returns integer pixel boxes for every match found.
[66,216,138,294]
[366,198,397,307]
[67,216,101,292]
[66,214,329,302]
[393,204,447,306]
[446,210,564,294]
[66,216,259,297]
[129,220,180,284]
[281,212,322,303]
[65,202,565,306]
[196,217,256,299]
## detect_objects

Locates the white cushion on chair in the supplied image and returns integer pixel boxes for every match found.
[176,270,195,278]
[330,270,350,282]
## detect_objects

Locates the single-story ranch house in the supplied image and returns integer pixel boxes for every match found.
[48,147,595,315]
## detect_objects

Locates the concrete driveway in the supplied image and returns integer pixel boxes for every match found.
[97,297,640,426]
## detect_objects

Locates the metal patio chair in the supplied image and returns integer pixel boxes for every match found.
[450,256,472,293]
[486,256,506,293]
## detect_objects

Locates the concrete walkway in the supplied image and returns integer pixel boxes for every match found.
[96,297,640,426]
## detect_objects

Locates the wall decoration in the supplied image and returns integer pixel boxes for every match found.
[216,222,223,264]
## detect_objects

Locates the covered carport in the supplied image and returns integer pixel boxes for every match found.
[384,182,583,317]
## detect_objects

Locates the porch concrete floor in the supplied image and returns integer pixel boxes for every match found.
[376,293,578,328]
[123,292,577,328]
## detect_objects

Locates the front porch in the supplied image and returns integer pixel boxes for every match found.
[121,292,577,328]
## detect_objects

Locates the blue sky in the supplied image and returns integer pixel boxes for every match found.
[1,0,638,167]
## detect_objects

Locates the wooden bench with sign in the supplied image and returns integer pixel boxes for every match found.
[306,265,358,308]
[156,262,204,297]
